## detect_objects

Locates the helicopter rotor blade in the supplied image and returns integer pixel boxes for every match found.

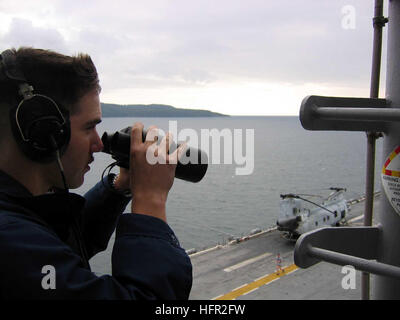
[295,193,324,198]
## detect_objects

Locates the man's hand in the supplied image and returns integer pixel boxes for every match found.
[128,122,182,223]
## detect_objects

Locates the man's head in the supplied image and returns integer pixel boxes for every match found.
[0,47,104,193]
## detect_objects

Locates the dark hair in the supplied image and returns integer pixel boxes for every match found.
[0,47,101,115]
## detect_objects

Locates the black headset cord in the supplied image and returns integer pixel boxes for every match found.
[50,135,91,269]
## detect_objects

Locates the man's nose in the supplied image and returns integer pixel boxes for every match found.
[92,131,104,153]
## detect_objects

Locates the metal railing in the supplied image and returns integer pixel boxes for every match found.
[294,0,400,300]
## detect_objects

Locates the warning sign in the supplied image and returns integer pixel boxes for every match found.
[381,146,400,215]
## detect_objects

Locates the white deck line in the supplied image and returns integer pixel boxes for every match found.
[223,252,272,272]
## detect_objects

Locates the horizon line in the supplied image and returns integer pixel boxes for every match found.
[100,101,299,117]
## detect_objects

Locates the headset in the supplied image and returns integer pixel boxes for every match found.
[0,49,71,164]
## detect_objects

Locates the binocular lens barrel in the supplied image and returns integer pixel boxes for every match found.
[101,127,208,183]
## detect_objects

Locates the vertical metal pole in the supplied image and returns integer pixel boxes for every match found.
[373,0,400,300]
[362,0,386,300]
[362,134,376,299]
[370,0,385,100]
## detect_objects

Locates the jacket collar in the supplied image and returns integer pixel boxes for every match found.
[0,170,33,199]
[0,170,86,241]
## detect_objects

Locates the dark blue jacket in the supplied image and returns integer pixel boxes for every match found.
[0,170,192,299]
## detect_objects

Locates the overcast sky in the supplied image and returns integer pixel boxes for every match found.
[0,0,388,115]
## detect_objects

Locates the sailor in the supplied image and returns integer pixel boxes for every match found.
[0,47,192,299]
[276,253,284,275]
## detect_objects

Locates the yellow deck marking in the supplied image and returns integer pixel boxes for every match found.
[214,264,299,300]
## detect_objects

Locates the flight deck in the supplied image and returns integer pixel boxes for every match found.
[89,193,380,300]
[189,194,380,300]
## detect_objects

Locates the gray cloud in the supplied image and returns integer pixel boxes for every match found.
[96,0,377,88]
[0,0,383,96]
[1,17,68,53]
[143,0,375,86]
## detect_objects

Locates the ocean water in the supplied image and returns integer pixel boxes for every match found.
[75,116,383,252]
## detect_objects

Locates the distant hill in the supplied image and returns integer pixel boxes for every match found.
[100,103,228,117]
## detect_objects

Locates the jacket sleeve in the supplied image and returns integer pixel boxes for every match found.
[0,212,192,299]
[81,173,131,258]
[112,213,193,299]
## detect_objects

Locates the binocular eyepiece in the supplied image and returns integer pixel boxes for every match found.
[101,127,208,183]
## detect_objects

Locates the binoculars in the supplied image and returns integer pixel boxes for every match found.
[101,127,208,183]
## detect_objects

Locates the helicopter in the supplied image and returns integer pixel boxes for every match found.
[276,187,349,240]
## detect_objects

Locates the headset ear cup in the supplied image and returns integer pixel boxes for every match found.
[10,96,71,163]
[28,117,66,151]
[1,50,71,163]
